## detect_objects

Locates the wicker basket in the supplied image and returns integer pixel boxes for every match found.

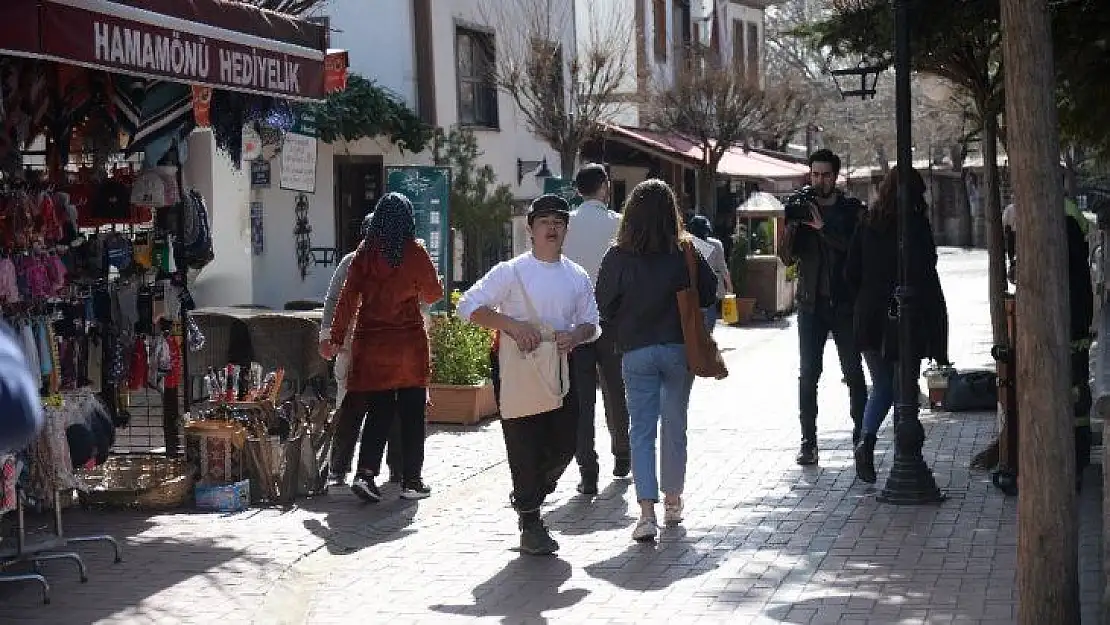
[76,455,195,510]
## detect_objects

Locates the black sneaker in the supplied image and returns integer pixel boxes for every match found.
[576,474,598,496]
[795,443,818,466]
[613,457,631,478]
[350,475,382,502]
[520,522,560,556]
[400,480,432,500]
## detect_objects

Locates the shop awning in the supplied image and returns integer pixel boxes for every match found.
[602,125,810,182]
[0,0,330,101]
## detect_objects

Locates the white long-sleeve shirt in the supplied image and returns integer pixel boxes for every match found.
[562,199,621,286]
[457,252,600,340]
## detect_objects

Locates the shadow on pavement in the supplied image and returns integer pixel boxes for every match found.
[429,555,588,624]
[543,478,633,537]
[0,509,259,621]
[299,488,419,556]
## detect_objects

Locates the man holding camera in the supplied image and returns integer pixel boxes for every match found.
[778,149,868,465]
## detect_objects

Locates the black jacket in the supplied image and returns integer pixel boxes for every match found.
[595,243,717,354]
[1067,215,1093,342]
[778,192,865,312]
[844,210,949,362]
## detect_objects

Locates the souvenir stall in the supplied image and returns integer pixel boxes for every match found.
[0,0,342,603]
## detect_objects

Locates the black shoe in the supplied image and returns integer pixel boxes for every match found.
[796,443,818,466]
[613,457,631,478]
[520,521,560,555]
[400,479,431,500]
[852,426,862,448]
[350,475,382,503]
[854,434,877,484]
[576,477,598,496]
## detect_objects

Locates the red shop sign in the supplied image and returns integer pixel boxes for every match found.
[324,50,349,94]
[34,0,328,101]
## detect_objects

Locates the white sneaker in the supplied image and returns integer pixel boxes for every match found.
[664,499,683,526]
[632,516,658,542]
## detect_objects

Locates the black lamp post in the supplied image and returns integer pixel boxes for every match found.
[878,0,945,505]
[828,0,945,506]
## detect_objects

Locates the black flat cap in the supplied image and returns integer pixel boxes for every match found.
[527,194,571,224]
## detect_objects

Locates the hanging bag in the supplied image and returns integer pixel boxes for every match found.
[676,241,729,379]
[497,267,570,419]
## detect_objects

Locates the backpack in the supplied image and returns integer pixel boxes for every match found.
[182,189,213,270]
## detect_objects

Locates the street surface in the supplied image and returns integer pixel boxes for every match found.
[0,249,1102,624]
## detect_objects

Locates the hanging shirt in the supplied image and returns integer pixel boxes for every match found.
[0,321,44,452]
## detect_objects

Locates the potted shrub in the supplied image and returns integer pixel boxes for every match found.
[427,290,498,425]
[728,232,757,324]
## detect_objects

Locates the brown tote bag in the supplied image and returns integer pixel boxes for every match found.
[676,241,729,379]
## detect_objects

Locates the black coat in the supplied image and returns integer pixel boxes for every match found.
[844,211,949,363]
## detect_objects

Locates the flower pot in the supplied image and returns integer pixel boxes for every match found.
[427,383,497,425]
[733,297,756,324]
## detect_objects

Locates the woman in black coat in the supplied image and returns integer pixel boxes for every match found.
[845,166,949,483]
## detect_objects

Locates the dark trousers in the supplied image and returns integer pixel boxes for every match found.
[797,301,867,445]
[1073,344,1092,474]
[330,388,421,480]
[501,354,580,514]
[572,329,631,477]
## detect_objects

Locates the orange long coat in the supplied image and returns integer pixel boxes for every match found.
[330,239,444,393]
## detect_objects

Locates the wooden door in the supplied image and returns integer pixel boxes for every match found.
[333,156,384,255]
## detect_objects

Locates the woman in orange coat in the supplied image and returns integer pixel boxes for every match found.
[324,192,444,502]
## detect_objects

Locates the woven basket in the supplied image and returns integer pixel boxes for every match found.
[76,455,195,510]
[245,314,326,386]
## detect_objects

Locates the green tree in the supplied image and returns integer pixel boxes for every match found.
[432,127,515,282]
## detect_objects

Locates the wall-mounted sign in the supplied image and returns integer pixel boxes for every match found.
[250,159,271,188]
[385,166,452,285]
[279,132,317,194]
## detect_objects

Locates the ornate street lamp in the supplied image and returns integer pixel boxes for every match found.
[827,1,945,506]
[879,0,946,505]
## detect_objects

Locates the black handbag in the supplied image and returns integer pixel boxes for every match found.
[942,370,997,412]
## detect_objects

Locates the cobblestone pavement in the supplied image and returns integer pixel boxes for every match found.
[0,249,1102,625]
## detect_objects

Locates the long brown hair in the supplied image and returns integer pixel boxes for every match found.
[615,179,690,254]
[867,165,927,226]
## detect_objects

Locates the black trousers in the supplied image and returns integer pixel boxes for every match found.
[572,329,630,477]
[797,301,868,444]
[330,388,422,480]
[1073,344,1092,474]
[501,354,580,514]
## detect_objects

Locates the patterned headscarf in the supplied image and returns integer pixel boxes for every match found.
[360,211,374,238]
[366,193,416,268]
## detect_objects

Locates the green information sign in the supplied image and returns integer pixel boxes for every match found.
[385,166,452,285]
[543,177,583,208]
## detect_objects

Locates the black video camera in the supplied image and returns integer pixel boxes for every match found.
[784,185,819,222]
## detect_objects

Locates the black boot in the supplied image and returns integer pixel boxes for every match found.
[519,512,559,556]
[854,434,877,484]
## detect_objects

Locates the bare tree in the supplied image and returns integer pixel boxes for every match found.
[245,0,326,16]
[480,0,634,177]
[647,61,771,219]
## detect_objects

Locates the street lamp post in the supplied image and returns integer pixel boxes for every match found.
[877,0,945,505]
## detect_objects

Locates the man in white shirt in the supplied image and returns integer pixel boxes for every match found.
[458,194,600,556]
[560,163,630,495]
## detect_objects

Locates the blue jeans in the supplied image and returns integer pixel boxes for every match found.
[622,343,695,502]
[702,305,718,334]
[862,351,921,437]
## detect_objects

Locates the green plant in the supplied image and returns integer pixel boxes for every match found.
[302,74,434,153]
[430,290,494,386]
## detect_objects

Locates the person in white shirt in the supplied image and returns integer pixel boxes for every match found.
[560,163,630,495]
[458,194,600,556]
[686,215,733,333]
[318,212,402,486]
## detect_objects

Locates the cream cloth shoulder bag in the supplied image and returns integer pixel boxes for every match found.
[497,267,571,419]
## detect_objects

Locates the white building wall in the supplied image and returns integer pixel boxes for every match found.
[198,0,576,309]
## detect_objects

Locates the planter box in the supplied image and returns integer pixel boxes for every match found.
[427,383,497,425]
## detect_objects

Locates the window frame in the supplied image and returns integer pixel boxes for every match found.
[455,25,500,129]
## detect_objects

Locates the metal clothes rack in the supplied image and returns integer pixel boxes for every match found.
[0,487,123,604]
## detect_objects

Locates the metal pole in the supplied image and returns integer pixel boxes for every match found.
[877,0,945,505]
